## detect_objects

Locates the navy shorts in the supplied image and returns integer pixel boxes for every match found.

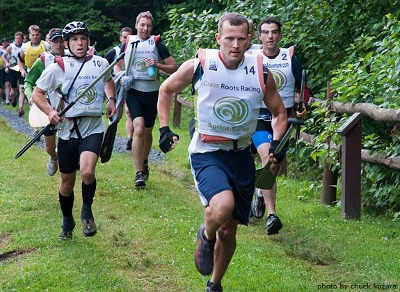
[125,89,158,128]
[58,133,103,174]
[8,69,24,88]
[189,148,255,225]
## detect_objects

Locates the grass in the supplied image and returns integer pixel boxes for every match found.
[0,107,399,291]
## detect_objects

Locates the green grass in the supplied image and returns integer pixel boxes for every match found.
[0,108,399,291]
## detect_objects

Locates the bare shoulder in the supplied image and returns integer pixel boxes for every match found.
[169,59,195,81]
[161,59,196,92]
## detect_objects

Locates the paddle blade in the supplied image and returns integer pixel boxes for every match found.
[100,122,118,163]
[255,164,276,190]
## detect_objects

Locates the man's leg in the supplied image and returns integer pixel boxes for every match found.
[125,104,133,150]
[58,172,76,240]
[142,127,153,180]
[257,142,283,234]
[5,81,11,104]
[132,117,146,187]
[195,190,235,279]
[18,83,25,116]
[210,217,238,285]
[45,134,58,176]
[79,150,99,236]
[10,87,17,107]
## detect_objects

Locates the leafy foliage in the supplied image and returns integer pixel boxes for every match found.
[331,14,400,105]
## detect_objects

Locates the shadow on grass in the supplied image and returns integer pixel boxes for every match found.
[0,247,37,263]
[272,230,337,266]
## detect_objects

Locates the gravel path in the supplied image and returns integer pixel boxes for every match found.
[0,102,164,164]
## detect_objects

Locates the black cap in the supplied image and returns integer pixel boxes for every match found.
[49,30,62,41]
[2,37,10,43]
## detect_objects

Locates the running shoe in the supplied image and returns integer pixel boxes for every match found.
[81,217,97,237]
[81,204,97,237]
[58,217,75,240]
[266,214,283,235]
[135,171,146,187]
[206,280,223,292]
[18,108,25,116]
[126,137,133,150]
[194,224,215,275]
[47,156,58,176]
[251,188,265,219]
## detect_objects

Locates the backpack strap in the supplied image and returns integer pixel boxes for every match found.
[39,52,46,64]
[288,46,294,59]
[191,61,203,95]
[55,55,64,71]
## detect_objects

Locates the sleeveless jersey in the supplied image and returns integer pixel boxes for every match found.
[8,42,21,67]
[38,52,61,107]
[60,55,105,118]
[194,49,265,140]
[124,35,160,80]
[25,40,46,69]
[253,47,295,108]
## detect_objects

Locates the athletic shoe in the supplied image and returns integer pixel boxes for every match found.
[5,98,10,105]
[143,164,150,181]
[58,217,76,240]
[47,156,58,176]
[251,188,265,219]
[81,204,97,237]
[266,214,283,235]
[126,137,133,150]
[17,108,25,116]
[206,280,223,292]
[135,171,146,187]
[194,224,215,275]
[81,217,97,237]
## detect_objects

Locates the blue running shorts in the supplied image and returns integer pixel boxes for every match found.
[189,148,255,225]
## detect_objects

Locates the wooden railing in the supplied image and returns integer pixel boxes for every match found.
[172,87,400,219]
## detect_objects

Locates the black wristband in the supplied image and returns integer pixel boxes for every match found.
[159,126,171,135]
[269,140,286,163]
[159,126,179,153]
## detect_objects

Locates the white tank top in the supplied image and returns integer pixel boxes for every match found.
[195,49,265,140]
[61,55,105,117]
[253,47,295,108]
[124,35,159,80]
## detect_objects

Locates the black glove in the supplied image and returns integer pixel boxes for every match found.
[269,140,287,163]
[159,126,179,153]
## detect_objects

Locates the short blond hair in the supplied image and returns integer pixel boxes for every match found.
[28,25,40,34]
[136,11,154,25]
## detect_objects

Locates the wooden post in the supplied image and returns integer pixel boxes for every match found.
[321,160,338,205]
[337,112,362,220]
[321,81,338,205]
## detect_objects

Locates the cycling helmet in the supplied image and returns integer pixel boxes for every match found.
[62,21,90,40]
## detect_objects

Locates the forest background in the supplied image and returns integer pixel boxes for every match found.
[1,0,400,217]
